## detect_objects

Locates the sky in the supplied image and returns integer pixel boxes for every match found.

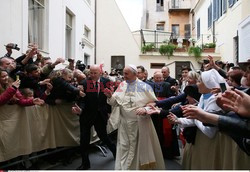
[115,0,143,32]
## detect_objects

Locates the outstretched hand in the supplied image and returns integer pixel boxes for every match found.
[167,112,181,124]
[146,105,160,115]
[219,89,250,117]
[182,105,205,121]
[33,98,45,106]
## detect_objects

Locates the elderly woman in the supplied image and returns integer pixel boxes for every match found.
[168,69,227,138]
[0,69,44,106]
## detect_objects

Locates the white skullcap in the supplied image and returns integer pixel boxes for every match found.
[201,69,228,89]
[128,64,137,73]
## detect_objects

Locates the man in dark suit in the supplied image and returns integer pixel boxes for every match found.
[161,66,177,86]
[161,66,178,96]
[72,65,116,170]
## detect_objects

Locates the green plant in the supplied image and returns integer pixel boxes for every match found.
[141,43,155,53]
[159,44,176,58]
[188,46,202,60]
[203,43,216,48]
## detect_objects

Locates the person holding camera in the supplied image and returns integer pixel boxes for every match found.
[4,43,20,57]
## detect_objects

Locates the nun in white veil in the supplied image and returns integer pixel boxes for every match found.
[172,69,229,169]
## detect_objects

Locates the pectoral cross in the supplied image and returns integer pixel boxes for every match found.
[128,97,133,108]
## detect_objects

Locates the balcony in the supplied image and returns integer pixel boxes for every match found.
[168,0,191,12]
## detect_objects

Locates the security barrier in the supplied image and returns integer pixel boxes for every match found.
[0,104,80,162]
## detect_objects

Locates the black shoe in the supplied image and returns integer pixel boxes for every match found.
[76,163,90,170]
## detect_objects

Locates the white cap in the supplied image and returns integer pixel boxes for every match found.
[128,64,137,73]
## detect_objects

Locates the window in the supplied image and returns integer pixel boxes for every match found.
[84,53,90,66]
[150,63,165,69]
[65,10,73,60]
[197,19,200,40]
[111,56,125,73]
[171,0,179,8]
[28,0,47,50]
[84,26,91,40]
[156,23,165,31]
[184,24,191,39]
[213,0,226,22]
[172,24,180,39]
[208,3,212,28]
[213,0,219,21]
[156,0,164,11]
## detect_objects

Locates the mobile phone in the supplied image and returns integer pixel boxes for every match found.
[219,83,226,93]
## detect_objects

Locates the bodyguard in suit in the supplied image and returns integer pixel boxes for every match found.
[161,66,177,86]
[72,65,116,170]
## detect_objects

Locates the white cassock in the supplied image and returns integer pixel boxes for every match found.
[107,78,165,170]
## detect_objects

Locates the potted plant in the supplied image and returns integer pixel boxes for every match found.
[159,43,176,58]
[141,43,155,54]
[188,46,202,61]
[203,43,216,53]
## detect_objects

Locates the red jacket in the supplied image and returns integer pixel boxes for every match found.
[0,86,34,106]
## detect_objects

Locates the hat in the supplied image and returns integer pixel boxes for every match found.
[201,69,228,89]
[128,64,137,73]
[184,85,201,101]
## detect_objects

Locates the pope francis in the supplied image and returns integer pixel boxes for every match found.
[104,65,165,170]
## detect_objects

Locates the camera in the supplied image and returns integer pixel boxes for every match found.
[76,60,86,72]
[203,59,210,64]
[5,43,20,51]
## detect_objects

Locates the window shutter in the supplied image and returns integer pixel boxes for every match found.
[213,0,218,21]
[229,0,234,7]
[208,4,212,28]
[216,0,220,19]
[219,0,222,17]
[223,0,227,13]
[197,19,200,40]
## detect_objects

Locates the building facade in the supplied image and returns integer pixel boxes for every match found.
[0,0,95,67]
[191,0,250,63]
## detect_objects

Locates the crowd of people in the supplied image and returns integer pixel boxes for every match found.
[0,43,250,170]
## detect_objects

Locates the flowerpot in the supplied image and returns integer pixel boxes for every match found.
[203,48,215,53]
[175,48,186,52]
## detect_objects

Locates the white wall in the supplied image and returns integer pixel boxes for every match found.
[0,0,95,67]
[96,0,140,72]
[192,0,217,49]
[0,0,28,58]
[215,1,242,63]
[141,0,169,30]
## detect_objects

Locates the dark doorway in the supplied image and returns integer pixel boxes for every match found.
[175,61,191,80]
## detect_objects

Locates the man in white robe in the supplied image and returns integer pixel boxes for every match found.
[104,65,165,170]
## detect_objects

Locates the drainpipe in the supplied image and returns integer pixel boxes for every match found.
[94,0,97,64]
[212,21,215,43]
